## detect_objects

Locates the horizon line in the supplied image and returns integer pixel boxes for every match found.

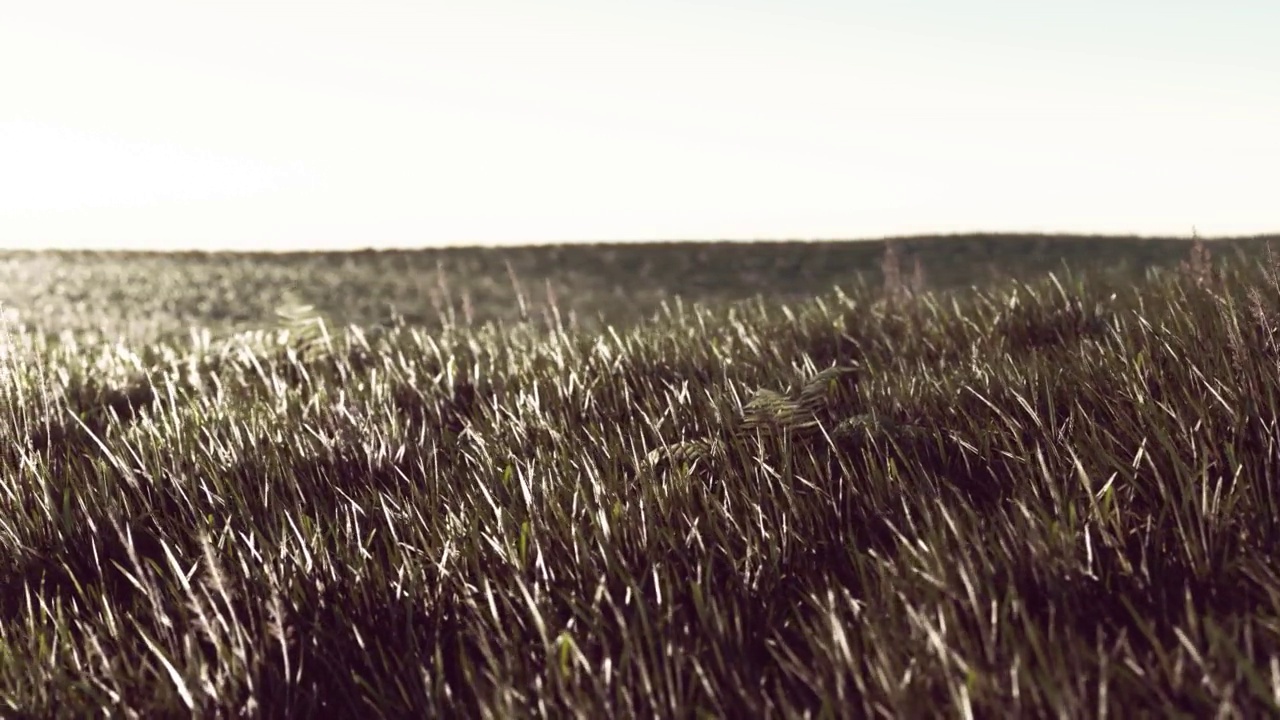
[3,230,1277,255]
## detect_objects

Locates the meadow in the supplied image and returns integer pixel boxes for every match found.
[2,233,1280,717]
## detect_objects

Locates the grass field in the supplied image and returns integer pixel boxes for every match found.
[3,233,1280,717]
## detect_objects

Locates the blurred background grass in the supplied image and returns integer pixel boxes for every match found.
[3,233,1275,344]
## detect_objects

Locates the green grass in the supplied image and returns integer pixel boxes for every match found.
[3,235,1280,716]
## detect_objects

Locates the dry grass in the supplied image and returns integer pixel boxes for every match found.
[0,240,1279,716]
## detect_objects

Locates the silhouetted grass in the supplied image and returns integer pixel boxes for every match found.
[2,236,1280,716]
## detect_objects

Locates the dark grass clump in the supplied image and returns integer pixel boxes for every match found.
[3,239,1280,716]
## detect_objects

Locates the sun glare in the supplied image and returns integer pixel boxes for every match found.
[1,1,1275,250]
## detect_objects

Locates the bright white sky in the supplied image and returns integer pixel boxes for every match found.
[1,1,1276,251]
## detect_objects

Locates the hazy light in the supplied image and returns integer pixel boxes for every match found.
[2,0,1276,251]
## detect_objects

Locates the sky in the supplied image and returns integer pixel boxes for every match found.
[1,1,1276,252]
